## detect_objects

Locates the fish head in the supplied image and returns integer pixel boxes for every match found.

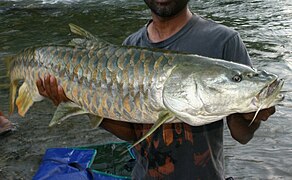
[163,59,284,126]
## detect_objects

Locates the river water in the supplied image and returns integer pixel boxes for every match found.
[0,0,291,179]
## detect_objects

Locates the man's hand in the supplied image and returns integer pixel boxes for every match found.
[241,106,276,123]
[36,74,70,106]
[227,106,276,144]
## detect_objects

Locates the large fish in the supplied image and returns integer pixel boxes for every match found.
[7,24,284,147]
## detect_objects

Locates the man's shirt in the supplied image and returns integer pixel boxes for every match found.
[123,14,251,180]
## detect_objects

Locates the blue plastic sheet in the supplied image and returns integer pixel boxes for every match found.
[33,148,130,180]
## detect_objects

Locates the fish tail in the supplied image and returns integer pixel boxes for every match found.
[4,56,13,77]
[5,55,17,116]
[8,49,44,117]
[9,79,18,116]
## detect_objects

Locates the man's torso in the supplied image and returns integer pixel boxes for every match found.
[123,14,251,180]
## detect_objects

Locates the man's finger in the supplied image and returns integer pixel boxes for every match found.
[50,76,60,104]
[44,74,52,98]
[58,86,69,102]
[36,79,47,97]
[44,74,59,105]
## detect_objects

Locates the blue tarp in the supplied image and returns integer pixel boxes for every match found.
[33,147,131,180]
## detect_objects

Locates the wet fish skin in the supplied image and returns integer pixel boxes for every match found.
[9,44,178,123]
[7,24,284,147]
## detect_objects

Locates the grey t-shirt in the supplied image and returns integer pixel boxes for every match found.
[123,15,251,180]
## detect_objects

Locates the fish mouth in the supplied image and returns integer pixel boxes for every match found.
[257,78,285,101]
[267,79,282,96]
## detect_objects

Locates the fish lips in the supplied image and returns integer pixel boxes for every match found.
[257,78,285,102]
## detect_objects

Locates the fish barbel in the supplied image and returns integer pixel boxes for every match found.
[7,24,284,146]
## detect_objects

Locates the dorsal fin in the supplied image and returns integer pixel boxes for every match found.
[68,23,110,49]
[69,23,97,40]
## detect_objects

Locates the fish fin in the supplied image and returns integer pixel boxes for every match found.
[6,56,16,116]
[124,111,175,153]
[9,80,19,116]
[49,102,88,127]
[88,114,103,129]
[68,23,110,47]
[15,82,36,117]
[69,23,97,40]
[4,56,13,77]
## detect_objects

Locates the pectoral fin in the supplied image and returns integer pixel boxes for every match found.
[126,111,175,152]
[49,102,88,127]
[88,114,103,129]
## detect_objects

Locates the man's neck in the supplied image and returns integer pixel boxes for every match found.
[147,7,192,43]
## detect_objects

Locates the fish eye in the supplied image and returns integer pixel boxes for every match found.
[232,75,242,82]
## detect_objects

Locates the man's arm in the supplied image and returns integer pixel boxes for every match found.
[100,119,136,142]
[36,75,136,142]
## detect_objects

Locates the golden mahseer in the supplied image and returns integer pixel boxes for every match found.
[7,24,284,147]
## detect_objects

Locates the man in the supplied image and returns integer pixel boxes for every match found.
[37,0,275,179]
